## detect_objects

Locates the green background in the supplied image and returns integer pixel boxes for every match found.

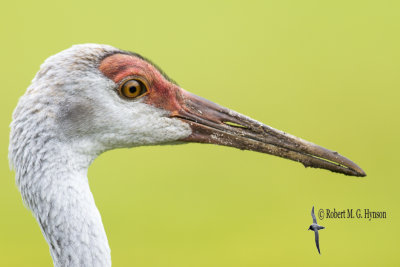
[1,0,399,266]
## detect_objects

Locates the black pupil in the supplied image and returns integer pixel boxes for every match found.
[129,86,138,94]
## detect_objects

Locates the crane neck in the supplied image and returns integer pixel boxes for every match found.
[10,131,111,266]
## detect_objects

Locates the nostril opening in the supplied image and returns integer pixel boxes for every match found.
[223,121,249,129]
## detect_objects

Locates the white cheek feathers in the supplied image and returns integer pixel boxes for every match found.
[88,101,193,150]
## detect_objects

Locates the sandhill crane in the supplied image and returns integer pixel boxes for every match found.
[9,44,365,266]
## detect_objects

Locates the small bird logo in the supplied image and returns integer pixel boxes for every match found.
[308,206,325,254]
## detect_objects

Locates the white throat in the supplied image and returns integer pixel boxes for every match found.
[14,137,111,267]
[9,91,112,266]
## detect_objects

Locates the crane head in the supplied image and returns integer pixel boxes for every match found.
[14,44,366,177]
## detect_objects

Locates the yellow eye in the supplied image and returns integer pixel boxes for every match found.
[119,79,148,99]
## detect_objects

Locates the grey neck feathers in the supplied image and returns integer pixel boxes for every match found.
[9,93,111,267]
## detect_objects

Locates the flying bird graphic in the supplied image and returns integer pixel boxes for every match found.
[308,206,325,254]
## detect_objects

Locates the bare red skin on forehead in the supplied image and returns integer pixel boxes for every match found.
[99,53,182,113]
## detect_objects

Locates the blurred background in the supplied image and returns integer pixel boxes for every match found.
[1,0,399,266]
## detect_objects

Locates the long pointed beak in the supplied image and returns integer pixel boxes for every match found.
[169,89,365,177]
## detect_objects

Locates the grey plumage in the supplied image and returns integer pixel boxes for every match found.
[308,206,325,254]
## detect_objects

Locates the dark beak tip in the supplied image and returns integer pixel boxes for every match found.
[357,169,367,177]
[303,161,366,177]
[350,164,367,177]
[338,166,367,177]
